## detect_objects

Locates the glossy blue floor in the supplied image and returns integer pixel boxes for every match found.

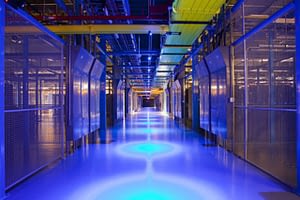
[6,108,300,200]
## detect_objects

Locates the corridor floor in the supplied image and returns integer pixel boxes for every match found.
[6,108,300,200]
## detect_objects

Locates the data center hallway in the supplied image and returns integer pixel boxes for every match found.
[7,108,299,200]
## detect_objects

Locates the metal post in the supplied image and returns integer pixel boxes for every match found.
[125,86,129,117]
[88,60,94,134]
[180,78,184,120]
[268,31,275,143]
[100,37,107,131]
[23,36,30,164]
[60,48,64,158]
[229,21,236,153]
[295,0,300,194]
[241,3,248,160]
[0,1,5,198]
[203,58,213,143]
[113,79,121,124]
[192,56,199,130]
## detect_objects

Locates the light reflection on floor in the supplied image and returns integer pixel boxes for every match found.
[6,108,296,200]
[70,174,224,200]
[116,141,179,158]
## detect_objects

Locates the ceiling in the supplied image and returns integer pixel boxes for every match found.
[10,0,226,96]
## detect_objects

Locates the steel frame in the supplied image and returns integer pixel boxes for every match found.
[295,0,300,194]
[0,0,5,198]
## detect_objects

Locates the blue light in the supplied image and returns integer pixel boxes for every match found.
[116,141,181,159]
[148,56,151,61]
[69,174,225,200]
[131,143,170,155]
[123,142,173,156]
[94,178,204,200]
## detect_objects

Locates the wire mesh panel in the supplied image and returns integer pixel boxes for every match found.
[233,34,247,158]
[244,9,296,186]
[4,6,64,188]
[244,0,293,32]
[233,4,296,186]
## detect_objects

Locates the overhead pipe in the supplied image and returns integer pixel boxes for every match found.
[231,0,244,14]
[35,15,169,22]
[116,65,156,68]
[55,0,72,16]
[107,50,160,56]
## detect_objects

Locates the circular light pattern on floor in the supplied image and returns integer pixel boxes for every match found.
[69,174,225,200]
[116,141,181,159]
[94,178,203,200]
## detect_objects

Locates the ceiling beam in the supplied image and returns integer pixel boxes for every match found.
[170,20,210,24]
[107,50,160,56]
[5,24,169,35]
[161,53,187,56]
[116,65,156,68]
[48,24,169,35]
[163,44,192,48]
[35,15,168,21]
[159,63,178,65]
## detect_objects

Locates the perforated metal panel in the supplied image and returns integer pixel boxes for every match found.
[68,46,94,140]
[196,60,210,132]
[89,59,104,132]
[117,80,125,120]
[205,47,229,139]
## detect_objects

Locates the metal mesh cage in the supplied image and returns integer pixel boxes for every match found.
[4,6,64,188]
[232,5,296,186]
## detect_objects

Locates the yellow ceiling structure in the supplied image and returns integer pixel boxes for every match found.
[154,0,226,86]
[6,24,169,35]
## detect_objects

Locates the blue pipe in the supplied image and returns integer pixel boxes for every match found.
[232,2,295,47]
[55,0,70,15]
[231,0,244,14]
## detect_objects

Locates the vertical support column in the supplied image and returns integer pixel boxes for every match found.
[295,0,300,194]
[112,79,118,123]
[124,80,129,117]
[23,37,29,108]
[59,48,64,158]
[192,57,199,130]
[242,2,248,160]
[203,58,213,141]
[180,78,184,120]
[23,36,30,162]
[268,31,275,143]
[100,37,106,131]
[0,1,5,198]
